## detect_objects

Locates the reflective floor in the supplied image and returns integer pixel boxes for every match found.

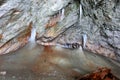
[0,42,120,80]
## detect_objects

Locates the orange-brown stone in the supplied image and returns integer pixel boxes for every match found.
[45,14,61,29]
[0,22,32,55]
[0,34,2,39]
[86,41,116,59]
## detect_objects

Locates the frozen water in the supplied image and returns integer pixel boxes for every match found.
[60,8,65,21]
[82,34,87,48]
[29,27,36,43]
[79,4,82,23]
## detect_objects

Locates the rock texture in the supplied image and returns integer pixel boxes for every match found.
[0,0,120,61]
[0,22,32,55]
[78,0,120,60]
[47,0,120,60]
[0,0,79,54]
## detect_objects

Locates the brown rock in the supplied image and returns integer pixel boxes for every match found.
[86,41,116,59]
[78,67,119,80]
[0,22,32,55]
[0,34,2,39]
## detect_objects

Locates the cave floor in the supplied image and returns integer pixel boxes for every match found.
[0,43,81,80]
[0,43,120,80]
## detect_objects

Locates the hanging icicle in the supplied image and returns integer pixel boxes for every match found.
[29,27,36,43]
[60,8,65,21]
[82,34,87,48]
[79,3,82,23]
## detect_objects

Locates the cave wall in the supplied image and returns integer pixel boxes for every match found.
[0,0,120,61]
[49,0,120,60]
[0,0,79,54]
[78,0,120,60]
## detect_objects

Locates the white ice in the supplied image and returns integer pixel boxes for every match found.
[60,8,65,21]
[82,34,87,48]
[79,4,82,23]
[29,27,36,43]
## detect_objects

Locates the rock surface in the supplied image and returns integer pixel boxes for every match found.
[44,0,120,60]
[0,22,32,55]
[0,0,79,54]
[0,0,120,61]
[78,0,120,60]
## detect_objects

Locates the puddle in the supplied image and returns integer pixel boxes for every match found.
[0,42,120,80]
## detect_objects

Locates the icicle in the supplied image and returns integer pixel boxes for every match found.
[29,27,36,43]
[60,8,65,21]
[94,0,97,5]
[82,34,87,48]
[79,4,82,23]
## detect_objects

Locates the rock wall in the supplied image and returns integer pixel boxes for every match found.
[0,0,79,54]
[78,0,120,60]
[0,0,120,61]
[55,0,120,60]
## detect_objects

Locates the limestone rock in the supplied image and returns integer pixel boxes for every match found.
[62,0,120,60]
[47,0,120,60]
[0,22,32,54]
[0,0,120,62]
[0,0,79,54]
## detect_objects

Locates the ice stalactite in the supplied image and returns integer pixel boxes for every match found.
[94,0,97,5]
[29,27,36,43]
[79,4,82,23]
[60,8,65,21]
[28,27,37,49]
[82,34,87,49]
